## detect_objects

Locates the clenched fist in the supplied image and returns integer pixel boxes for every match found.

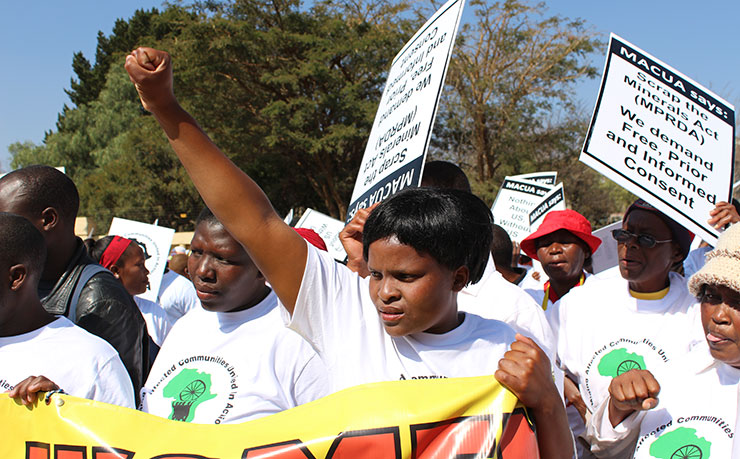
[124,47,176,113]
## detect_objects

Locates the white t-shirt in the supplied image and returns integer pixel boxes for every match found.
[0,317,134,408]
[157,270,200,324]
[683,245,712,280]
[553,272,703,413]
[587,343,739,458]
[519,259,547,290]
[133,296,173,347]
[458,256,556,363]
[289,244,517,392]
[140,290,329,424]
[734,386,740,457]
[524,272,592,325]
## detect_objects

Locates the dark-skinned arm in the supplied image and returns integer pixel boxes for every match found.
[124,47,306,314]
[338,203,379,278]
[495,334,574,459]
[607,369,660,427]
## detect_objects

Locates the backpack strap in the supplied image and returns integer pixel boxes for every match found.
[67,264,109,323]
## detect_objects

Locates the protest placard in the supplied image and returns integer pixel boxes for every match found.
[491,177,566,242]
[590,220,622,274]
[108,217,175,302]
[528,183,565,227]
[511,171,557,185]
[581,34,735,244]
[295,208,348,262]
[346,0,466,222]
[283,208,294,225]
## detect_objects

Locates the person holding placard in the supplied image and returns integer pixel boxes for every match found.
[125,46,574,457]
[552,199,704,456]
[585,223,740,457]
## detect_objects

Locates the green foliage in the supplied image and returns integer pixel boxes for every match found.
[65,8,183,108]
[10,0,416,228]
[10,0,644,230]
[167,0,417,218]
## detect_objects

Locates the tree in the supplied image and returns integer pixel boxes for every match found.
[169,0,418,218]
[431,0,602,209]
[10,0,418,226]
[65,8,183,108]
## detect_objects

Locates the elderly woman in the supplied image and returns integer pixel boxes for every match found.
[585,223,740,457]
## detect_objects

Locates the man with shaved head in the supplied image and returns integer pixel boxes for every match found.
[0,165,148,401]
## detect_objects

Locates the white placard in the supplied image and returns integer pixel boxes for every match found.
[511,171,558,185]
[581,34,735,245]
[109,217,175,302]
[346,0,466,222]
[491,177,551,241]
[294,208,348,262]
[528,183,566,228]
[590,220,622,274]
[283,208,294,225]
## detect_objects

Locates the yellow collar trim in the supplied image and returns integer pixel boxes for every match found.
[629,286,669,300]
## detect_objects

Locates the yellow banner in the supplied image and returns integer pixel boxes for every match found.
[0,375,538,458]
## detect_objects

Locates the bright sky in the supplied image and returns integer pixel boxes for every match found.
[1,1,738,171]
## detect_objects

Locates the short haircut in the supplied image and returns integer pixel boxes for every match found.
[0,212,47,279]
[0,165,80,221]
[168,253,189,275]
[490,224,514,268]
[420,161,472,194]
[362,188,492,284]
[195,207,222,228]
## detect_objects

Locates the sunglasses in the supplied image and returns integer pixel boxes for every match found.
[611,229,672,248]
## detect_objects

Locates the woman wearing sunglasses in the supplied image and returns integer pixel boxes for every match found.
[551,199,704,455]
[585,222,740,457]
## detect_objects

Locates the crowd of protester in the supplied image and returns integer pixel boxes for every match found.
[1,46,739,458]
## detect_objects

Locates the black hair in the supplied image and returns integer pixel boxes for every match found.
[195,207,222,228]
[420,161,472,194]
[0,165,79,221]
[490,224,514,268]
[82,237,96,254]
[362,188,492,284]
[0,212,47,281]
[89,235,139,267]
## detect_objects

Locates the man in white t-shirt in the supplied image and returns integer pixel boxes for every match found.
[126,47,574,457]
[0,213,134,408]
[139,208,328,424]
[552,199,702,455]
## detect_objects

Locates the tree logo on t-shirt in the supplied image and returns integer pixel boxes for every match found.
[163,368,217,422]
[649,427,710,459]
[597,348,646,377]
